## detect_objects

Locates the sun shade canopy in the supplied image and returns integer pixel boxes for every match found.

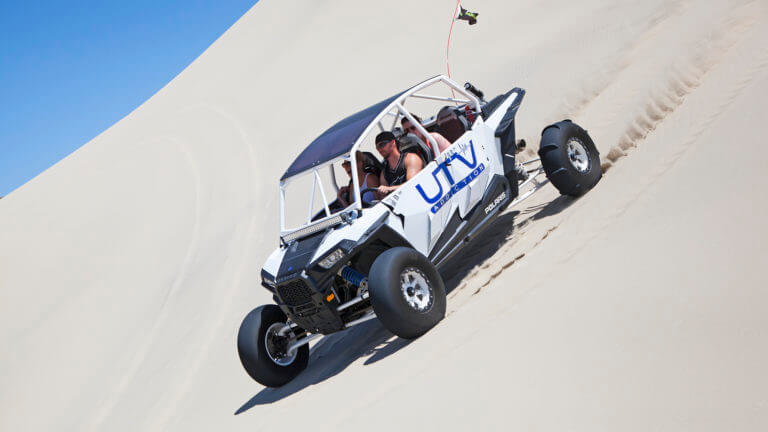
[281,89,407,180]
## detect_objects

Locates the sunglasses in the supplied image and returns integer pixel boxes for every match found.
[376,139,392,148]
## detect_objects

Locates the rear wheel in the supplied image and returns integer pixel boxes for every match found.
[368,247,446,339]
[237,305,309,387]
[539,120,601,196]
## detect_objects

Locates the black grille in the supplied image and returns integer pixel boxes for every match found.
[276,279,314,306]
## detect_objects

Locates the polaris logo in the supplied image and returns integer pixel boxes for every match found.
[484,192,507,215]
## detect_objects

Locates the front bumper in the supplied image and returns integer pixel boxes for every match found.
[274,272,344,334]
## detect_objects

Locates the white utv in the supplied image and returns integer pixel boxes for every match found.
[238,76,602,387]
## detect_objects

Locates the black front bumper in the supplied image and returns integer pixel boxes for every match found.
[274,273,344,334]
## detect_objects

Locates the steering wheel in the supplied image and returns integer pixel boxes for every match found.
[359,187,381,207]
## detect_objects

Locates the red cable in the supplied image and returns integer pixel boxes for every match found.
[446,0,461,98]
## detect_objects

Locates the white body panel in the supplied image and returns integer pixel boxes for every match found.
[388,118,497,256]
[262,246,286,277]
[485,91,520,130]
[265,81,524,277]
[309,204,404,262]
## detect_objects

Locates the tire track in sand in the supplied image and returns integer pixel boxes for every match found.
[86,136,203,432]
[553,2,767,266]
[446,1,765,309]
[601,2,760,171]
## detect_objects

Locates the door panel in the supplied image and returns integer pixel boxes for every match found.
[387,126,494,256]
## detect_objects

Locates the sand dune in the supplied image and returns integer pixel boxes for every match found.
[2,0,767,430]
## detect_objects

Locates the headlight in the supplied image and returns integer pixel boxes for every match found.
[318,248,345,269]
[260,270,276,291]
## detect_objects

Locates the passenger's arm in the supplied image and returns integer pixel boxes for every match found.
[336,186,349,207]
[431,132,452,153]
[403,153,424,181]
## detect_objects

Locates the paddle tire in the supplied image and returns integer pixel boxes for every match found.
[538,120,602,196]
[237,305,309,387]
[368,247,446,339]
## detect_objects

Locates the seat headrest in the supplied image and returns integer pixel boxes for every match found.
[398,133,435,163]
[360,151,383,176]
[436,106,469,143]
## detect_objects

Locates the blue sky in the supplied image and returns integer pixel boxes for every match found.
[0,0,257,196]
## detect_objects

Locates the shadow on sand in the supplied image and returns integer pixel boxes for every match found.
[236,197,574,413]
[235,319,406,413]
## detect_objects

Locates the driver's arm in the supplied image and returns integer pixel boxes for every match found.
[379,170,389,187]
[375,171,390,200]
[376,153,424,198]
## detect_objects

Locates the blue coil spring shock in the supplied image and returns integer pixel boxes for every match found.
[341,266,366,287]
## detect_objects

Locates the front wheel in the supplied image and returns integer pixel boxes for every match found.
[368,247,446,339]
[237,305,309,387]
[538,120,602,196]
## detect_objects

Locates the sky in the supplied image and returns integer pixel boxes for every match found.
[0,0,258,197]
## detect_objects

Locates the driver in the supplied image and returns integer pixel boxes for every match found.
[374,131,424,199]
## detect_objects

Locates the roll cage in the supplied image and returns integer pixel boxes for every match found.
[279,75,482,243]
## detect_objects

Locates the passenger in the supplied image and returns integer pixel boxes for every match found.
[401,114,452,154]
[374,131,424,199]
[337,151,380,207]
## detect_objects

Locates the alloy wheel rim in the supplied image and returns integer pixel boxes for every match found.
[264,322,297,366]
[566,138,590,173]
[400,267,434,312]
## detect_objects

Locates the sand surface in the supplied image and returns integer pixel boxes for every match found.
[2,0,768,430]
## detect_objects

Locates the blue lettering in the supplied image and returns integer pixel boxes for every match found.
[435,162,455,185]
[416,140,485,212]
[429,163,485,213]
[416,175,442,204]
[450,140,478,168]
